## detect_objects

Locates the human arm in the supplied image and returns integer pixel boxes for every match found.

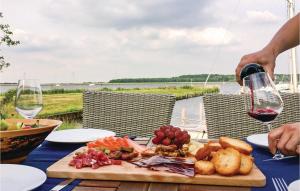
[268,122,300,156]
[236,13,300,85]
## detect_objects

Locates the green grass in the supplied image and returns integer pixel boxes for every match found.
[3,93,83,118]
[2,86,218,118]
[57,121,82,130]
[113,86,219,99]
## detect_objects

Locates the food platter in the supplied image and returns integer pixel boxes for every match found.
[47,126,266,187]
[47,146,266,187]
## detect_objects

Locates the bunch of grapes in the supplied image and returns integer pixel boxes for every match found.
[152,125,191,148]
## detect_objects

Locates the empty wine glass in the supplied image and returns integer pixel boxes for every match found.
[15,79,43,119]
[243,72,284,160]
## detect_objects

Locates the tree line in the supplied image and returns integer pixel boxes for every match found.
[109,74,296,83]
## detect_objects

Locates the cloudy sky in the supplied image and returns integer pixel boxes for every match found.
[0,0,299,83]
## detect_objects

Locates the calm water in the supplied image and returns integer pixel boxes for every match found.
[1,82,241,130]
[170,83,240,131]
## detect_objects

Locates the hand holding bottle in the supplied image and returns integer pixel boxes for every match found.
[235,47,277,85]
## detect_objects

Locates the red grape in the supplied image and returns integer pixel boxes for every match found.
[181,133,189,140]
[154,129,160,136]
[160,126,168,131]
[164,129,170,135]
[153,125,191,147]
[152,136,160,144]
[182,130,188,135]
[172,138,180,145]
[175,131,183,138]
[167,131,175,139]
[181,133,190,144]
[162,138,171,146]
[170,127,177,132]
[157,131,165,140]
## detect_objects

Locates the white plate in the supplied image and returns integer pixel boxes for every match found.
[246,133,268,148]
[288,179,300,191]
[0,164,46,191]
[46,128,116,143]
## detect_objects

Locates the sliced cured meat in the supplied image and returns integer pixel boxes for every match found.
[132,155,195,177]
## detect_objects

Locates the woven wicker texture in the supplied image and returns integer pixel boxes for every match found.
[83,91,176,137]
[203,93,300,139]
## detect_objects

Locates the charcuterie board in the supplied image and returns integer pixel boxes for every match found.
[47,146,266,187]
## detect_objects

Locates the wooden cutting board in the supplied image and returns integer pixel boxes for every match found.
[47,147,266,187]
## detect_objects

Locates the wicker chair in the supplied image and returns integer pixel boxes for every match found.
[82,91,176,137]
[203,93,300,139]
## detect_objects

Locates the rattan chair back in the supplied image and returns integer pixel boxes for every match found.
[83,91,176,137]
[203,93,300,139]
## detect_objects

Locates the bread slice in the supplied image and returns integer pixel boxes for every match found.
[212,148,241,176]
[219,137,253,155]
[239,153,254,175]
[195,160,215,175]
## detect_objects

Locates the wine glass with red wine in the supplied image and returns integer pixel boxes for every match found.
[243,72,284,160]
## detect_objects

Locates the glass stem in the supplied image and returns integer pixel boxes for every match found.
[266,123,272,132]
[265,123,285,160]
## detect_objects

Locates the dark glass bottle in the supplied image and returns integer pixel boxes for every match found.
[240,63,265,80]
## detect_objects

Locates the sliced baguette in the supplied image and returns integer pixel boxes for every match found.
[212,148,241,176]
[239,153,254,175]
[219,136,253,155]
[195,160,215,175]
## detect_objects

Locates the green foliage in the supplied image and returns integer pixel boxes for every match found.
[0,13,20,71]
[181,85,193,89]
[108,74,296,83]
[101,87,112,91]
[57,121,81,130]
[113,86,219,100]
[0,89,16,105]
[42,89,83,94]
[108,74,234,83]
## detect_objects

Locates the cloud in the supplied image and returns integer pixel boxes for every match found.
[9,25,235,56]
[187,27,234,46]
[41,0,216,29]
[1,0,297,83]
[9,28,83,55]
[101,27,236,53]
[246,10,280,23]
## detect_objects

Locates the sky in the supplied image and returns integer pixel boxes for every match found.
[0,0,299,83]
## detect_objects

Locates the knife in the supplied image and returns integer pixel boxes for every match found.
[50,178,75,191]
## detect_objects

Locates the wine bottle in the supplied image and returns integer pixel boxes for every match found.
[240,63,265,80]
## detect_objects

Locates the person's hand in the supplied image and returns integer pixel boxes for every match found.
[268,123,300,156]
[235,47,277,85]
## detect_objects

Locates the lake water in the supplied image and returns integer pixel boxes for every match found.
[170,83,240,132]
[0,82,241,131]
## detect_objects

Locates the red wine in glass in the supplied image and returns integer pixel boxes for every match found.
[247,109,278,123]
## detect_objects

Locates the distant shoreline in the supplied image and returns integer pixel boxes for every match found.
[0,82,238,86]
[0,73,294,85]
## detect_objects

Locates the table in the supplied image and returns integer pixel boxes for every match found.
[22,138,299,191]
